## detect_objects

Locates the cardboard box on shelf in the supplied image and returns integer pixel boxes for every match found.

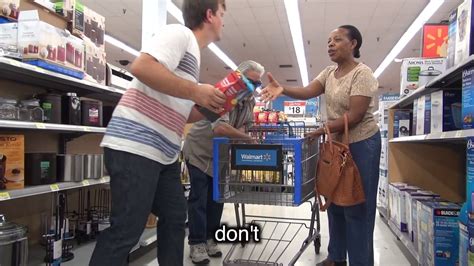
[0,134,24,190]
[400,58,446,98]
[463,67,474,129]
[455,0,474,66]
[424,95,432,134]
[380,141,388,169]
[393,109,411,138]
[447,9,457,69]
[406,192,440,244]
[84,38,106,84]
[418,201,460,266]
[413,98,418,135]
[18,10,84,77]
[53,0,83,36]
[416,96,426,135]
[388,182,407,225]
[398,186,419,232]
[431,89,462,133]
[84,6,104,51]
[0,22,19,58]
[0,0,19,21]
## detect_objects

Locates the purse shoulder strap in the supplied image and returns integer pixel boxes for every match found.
[343,113,349,145]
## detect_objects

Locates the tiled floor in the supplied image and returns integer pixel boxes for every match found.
[130,202,416,266]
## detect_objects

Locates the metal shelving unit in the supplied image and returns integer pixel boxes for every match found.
[0,57,125,102]
[389,129,474,143]
[0,176,110,201]
[0,120,107,133]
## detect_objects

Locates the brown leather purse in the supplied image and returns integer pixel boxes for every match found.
[315,114,366,211]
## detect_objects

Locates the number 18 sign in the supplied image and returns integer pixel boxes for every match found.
[284,101,306,115]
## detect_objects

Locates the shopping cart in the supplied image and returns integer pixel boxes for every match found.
[213,122,320,266]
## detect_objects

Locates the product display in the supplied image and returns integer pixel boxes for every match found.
[81,99,102,127]
[447,9,458,69]
[430,89,462,133]
[0,0,19,20]
[400,58,446,97]
[18,99,44,122]
[84,39,106,85]
[455,0,474,66]
[416,96,426,135]
[83,6,105,50]
[0,97,18,120]
[393,110,411,137]
[39,93,62,124]
[418,201,460,266]
[62,92,81,125]
[463,67,474,128]
[0,214,28,266]
[0,22,19,58]
[0,135,24,189]
[25,153,57,186]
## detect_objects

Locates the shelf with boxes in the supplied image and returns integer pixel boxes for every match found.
[0,176,109,201]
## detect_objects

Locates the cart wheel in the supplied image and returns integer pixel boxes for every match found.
[314,237,321,254]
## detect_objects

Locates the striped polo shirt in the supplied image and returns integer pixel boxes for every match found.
[101,24,200,165]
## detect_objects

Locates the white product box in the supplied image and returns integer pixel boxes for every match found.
[416,97,426,135]
[400,58,447,98]
[0,22,18,56]
[380,141,388,169]
[407,191,440,244]
[455,0,474,66]
[388,183,407,224]
[378,174,389,209]
[398,186,419,232]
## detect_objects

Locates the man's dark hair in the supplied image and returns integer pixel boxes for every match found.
[339,25,363,58]
[182,0,226,30]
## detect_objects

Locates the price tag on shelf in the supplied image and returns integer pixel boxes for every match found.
[35,123,46,129]
[455,131,463,138]
[441,132,448,139]
[83,127,91,132]
[50,184,60,191]
[82,180,90,186]
[0,192,11,201]
[100,177,107,183]
[284,101,306,116]
[10,60,20,67]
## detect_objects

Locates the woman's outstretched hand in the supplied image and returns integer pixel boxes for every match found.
[259,72,284,102]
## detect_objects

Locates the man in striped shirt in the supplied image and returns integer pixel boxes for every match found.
[90,1,227,265]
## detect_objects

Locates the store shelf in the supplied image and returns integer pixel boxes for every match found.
[28,227,157,265]
[379,210,419,264]
[389,55,474,109]
[389,129,474,143]
[0,120,106,133]
[0,176,110,201]
[0,57,125,102]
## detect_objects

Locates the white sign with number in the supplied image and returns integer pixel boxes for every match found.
[284,101,306,115]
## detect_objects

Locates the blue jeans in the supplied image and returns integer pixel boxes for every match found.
[327,131,381,266]
[187,163,224,245]
[90,148,187,266]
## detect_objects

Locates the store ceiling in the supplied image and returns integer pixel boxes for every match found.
[82,0,461,97]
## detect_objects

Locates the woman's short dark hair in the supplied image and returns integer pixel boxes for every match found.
[339,25,362,58]
[182,0,226,30]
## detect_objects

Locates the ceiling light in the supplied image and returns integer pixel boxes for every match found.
[374,0,444,78]
[105,34,140,57]
[284,0,309,86]
[167,0,237,70]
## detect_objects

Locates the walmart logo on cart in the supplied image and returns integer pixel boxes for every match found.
[236,149,278,167]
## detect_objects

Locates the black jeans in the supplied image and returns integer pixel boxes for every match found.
[90,148,187,266]
[187,163,224,245]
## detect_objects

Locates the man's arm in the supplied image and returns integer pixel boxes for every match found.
[213,123,252,140]
[130,53,226,111]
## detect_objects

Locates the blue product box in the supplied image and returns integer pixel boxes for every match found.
[467,138,474,213]
[419,201,460,266]
[431,89,462,133]
[393,110,411,138]
[425,95,432,134]
[463,67,474,129]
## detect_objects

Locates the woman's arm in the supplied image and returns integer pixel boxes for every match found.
[260,73,324,101]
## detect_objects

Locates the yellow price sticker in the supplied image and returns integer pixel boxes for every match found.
[0,192,11,201]
[83,127,91,132]
[82,180,90,186]
[35,123,46,129]
[50,184,60,191]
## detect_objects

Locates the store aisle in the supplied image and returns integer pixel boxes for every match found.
[130,202,416,266]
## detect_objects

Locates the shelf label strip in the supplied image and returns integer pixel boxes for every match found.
[0,192,11,201]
